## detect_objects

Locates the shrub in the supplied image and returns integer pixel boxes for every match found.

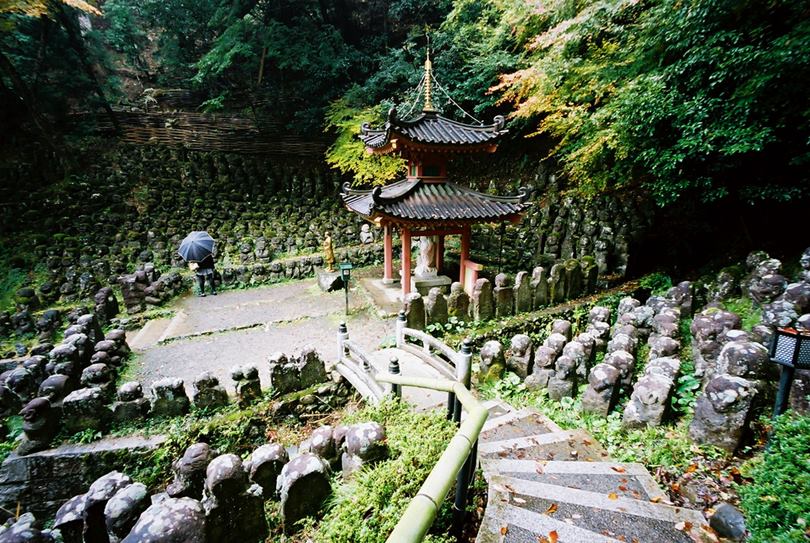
[739,412,810,542]
[639,272,673,295]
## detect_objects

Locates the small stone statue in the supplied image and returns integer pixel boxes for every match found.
[17,397,59,455]
[414,236,437,278]
[359,224,374,244]
[322,231,336,273]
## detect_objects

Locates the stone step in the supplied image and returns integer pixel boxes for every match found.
[487,474,709,543]
[479,429,609,462]
[477,498,625,543]
[481,399,514,419]
[479,459,666,501]
[479,408,562,444]
[129,317,173,351]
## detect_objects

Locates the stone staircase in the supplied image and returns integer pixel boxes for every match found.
[475,400,711,543]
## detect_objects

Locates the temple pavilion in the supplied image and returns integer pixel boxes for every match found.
[341,52,529,299]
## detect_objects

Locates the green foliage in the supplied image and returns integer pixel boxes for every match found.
[0,416,23,465]
[673,316,699,414]
[722,297,761,331]
[478,370,526,400]
[639,272,673,295]
[494,0,810,205]
[739,412,810,543]
[324,99,406,185]
[425,315,480,338]
[309,398,456,542]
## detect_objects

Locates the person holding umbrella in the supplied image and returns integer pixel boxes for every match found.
[178,231,218,297]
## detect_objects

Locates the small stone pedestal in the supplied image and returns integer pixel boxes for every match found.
[413,275,452,296]
[316,269,343,292]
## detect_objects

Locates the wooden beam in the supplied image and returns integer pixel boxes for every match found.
[383,224,394,284]
[401,227,411,296]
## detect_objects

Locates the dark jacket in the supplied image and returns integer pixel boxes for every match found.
[196,254,215,271]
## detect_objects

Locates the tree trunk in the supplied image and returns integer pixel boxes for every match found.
[51,0,120,132]
[256,46,267,87]
[0,48,63,157]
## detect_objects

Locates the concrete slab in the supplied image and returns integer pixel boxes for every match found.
[368,347,448,411]
[480,409,560,443]
[488,475,707,543]
[479,429,609,462]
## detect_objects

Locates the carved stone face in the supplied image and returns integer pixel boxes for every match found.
[20,398,51,432]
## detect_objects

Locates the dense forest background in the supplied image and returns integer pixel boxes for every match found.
[1,0,809,219]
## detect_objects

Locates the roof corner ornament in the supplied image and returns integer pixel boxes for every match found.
[341,181,352,195]
[371,186,384,206]
[494,115,506,131]
[360,122,371,135]
[387,106,398,125]
[517,186,530,203]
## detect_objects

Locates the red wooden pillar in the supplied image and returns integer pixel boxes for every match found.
[436,235,444,274]
[383,223,394,284]
[401,227,411,296]
[459,226,470,284]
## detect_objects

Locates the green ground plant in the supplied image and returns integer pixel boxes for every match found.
[739,412,810,542]
[296,398,457,542]
[722,297,762,332]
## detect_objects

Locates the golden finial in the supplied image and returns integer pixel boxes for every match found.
[423,44,437,113]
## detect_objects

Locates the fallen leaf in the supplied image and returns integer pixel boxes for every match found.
[608,493,618,500]
[650,496,662,503]
[500,526,508,535]
[611,466,626,473]
[674,521,693,532]
[513,497,527,504]
[549,530,559,543]
[618,485,628,492]
[546,503,558,514]
[582,438,592,445]
[686,464,698,474]
[536,461,546,474]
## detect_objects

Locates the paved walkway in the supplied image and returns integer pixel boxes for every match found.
[128,280,395,394]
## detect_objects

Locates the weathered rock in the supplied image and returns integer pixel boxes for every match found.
[16,398,59,456]
[531,266,549,308]
[783,282,810,314]
[342,421,388,476]
[202,454,267,542]
[604,350,635,386]
[691,308,742,380]
[446,282,470,321]
[231,365,262,408]
[544,333,568,357]
[471,278,494,321]
[689,374,757,452]
[506,334,533,379]
[623,374,675,428]
[581,363,621,416]
[83,471,133,543]
[268,352,297,395]
[0,512,58,542]
[562,340,588,380]
[121,497,206,543]
[513,271,532,313]
[550,319,572,341]
[479,340,505,379]
[191,372,229,411]
[112,382,150,423]
[403,292,425,330]
[493,273,514,318]
[296,348,328,388]
[80,363,115,398]
[104,483,149,543]
[151,378,190,418]
[548,263,567,303]
[648,336,680,360]
[709,502,747,542]
[246,443,288,499]
[589,306,611,324]
[62,387,110,433]
[424,287,448,326]
[54,493,86,543]
[716,340,770,380]
[617,297,640,317]
[761,299,798,328]
[277,453,331,534]
[37,374,72,406]
[547,355,577,401]
[607,333,636,356]
[166,443,213,500]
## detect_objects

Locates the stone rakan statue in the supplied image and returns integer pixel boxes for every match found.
[414,236,437,278]
[322,232,336,273]
[359,224,374,244]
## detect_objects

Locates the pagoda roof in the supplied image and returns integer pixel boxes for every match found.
[341,178,529,226]
[359,109,507,154]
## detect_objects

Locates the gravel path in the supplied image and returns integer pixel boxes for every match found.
[129,280,394,395]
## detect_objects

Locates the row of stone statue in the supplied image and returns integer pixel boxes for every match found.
[36,421,389,543]
[402,257,600,329]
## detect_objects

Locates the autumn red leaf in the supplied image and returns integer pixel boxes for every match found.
[608,492,618,500]
[546,503,558,514]
[611,466,626,473]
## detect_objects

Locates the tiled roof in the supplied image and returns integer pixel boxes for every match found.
[359,110,507,150]
[341,179,529,224]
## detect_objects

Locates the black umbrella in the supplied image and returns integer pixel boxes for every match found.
[178,231,215,262]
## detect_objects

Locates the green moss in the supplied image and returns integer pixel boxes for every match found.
[307,399,455,543]
[739,412,810,543]
[722,297,761,331]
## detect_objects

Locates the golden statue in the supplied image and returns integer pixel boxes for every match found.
[322,231,336,272]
